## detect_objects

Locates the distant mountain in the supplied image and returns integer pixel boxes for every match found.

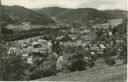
[2,5,55,25]
[35,7,127,25]
[55,8,111,25]
[104,10,128,19]
[33,7,67,17]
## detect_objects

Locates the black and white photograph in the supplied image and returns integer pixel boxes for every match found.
[0,0,127,81]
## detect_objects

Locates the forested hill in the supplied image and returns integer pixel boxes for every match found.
[2,5,55,25]
[35,7,128,25]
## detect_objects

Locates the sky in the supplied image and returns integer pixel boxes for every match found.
[2,0,128,10]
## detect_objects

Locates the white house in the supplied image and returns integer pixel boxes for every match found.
[27,56,33,64]
[7,47,18,54]
[99,44,106,49]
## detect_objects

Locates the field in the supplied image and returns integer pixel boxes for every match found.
[38,59,127,82]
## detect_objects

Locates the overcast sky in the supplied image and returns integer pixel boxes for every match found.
[2,0,128,10]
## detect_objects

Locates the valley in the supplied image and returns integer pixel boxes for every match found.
[0,5,127,81]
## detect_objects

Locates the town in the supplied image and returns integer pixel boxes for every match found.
[0,0,127,81]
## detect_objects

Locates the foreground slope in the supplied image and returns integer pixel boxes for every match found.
[38,63,127,82]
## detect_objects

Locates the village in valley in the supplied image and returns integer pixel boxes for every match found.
[8,19,123,63]
[0,0,127,81]
[6,18,126,79]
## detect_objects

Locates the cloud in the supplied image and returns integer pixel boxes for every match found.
[2,0,128,10]
[97,0,127,10]
[2,0,86,8]
[78,0,127,10]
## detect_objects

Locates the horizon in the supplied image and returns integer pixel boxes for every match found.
[3,4,127,11]
[2,0,128,11]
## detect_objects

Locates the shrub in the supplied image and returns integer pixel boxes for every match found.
[29,60,57,80]
[88,59,95,67]
[0,45,29,81]
[60,51,87,72]
[69,57,86,72]
[118,39,127,63]
[105,57,115,66]
[29,52,58,80]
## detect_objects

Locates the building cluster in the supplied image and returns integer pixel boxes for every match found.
[7,19,123,65]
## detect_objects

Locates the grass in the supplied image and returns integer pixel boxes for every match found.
[37,59,127,82]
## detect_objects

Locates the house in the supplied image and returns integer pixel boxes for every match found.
[90,45,100,51]
[32,42,42,48]
[69,35,77,40]
[70,27,78,33]
[56,36,64,40]
[99,44,106,49]
[80,29,91,34]
[27,56,33,64]
[7,47,18,54]
[20,43,27,49]
[90,52,95,55]
[116,40,124,43]
[84,56,91,61]
[77,41,82,45]
[78,33,96,41]
[98,51,103,55]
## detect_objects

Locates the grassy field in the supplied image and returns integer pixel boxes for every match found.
[37,60,127,82]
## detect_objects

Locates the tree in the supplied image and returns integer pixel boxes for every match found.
[118,38,127,63]
[29,52,58,80]
[0,44,29,81]
[51,39,63,56]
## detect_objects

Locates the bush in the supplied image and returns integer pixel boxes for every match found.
[60,51,87,72]
[29,52,58,80]
[105,57,116,66]
[69,57,86,72]
[88,59,95,67]
[29,60,57,80]
[0,45,29,81]
[118,39,127,63]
